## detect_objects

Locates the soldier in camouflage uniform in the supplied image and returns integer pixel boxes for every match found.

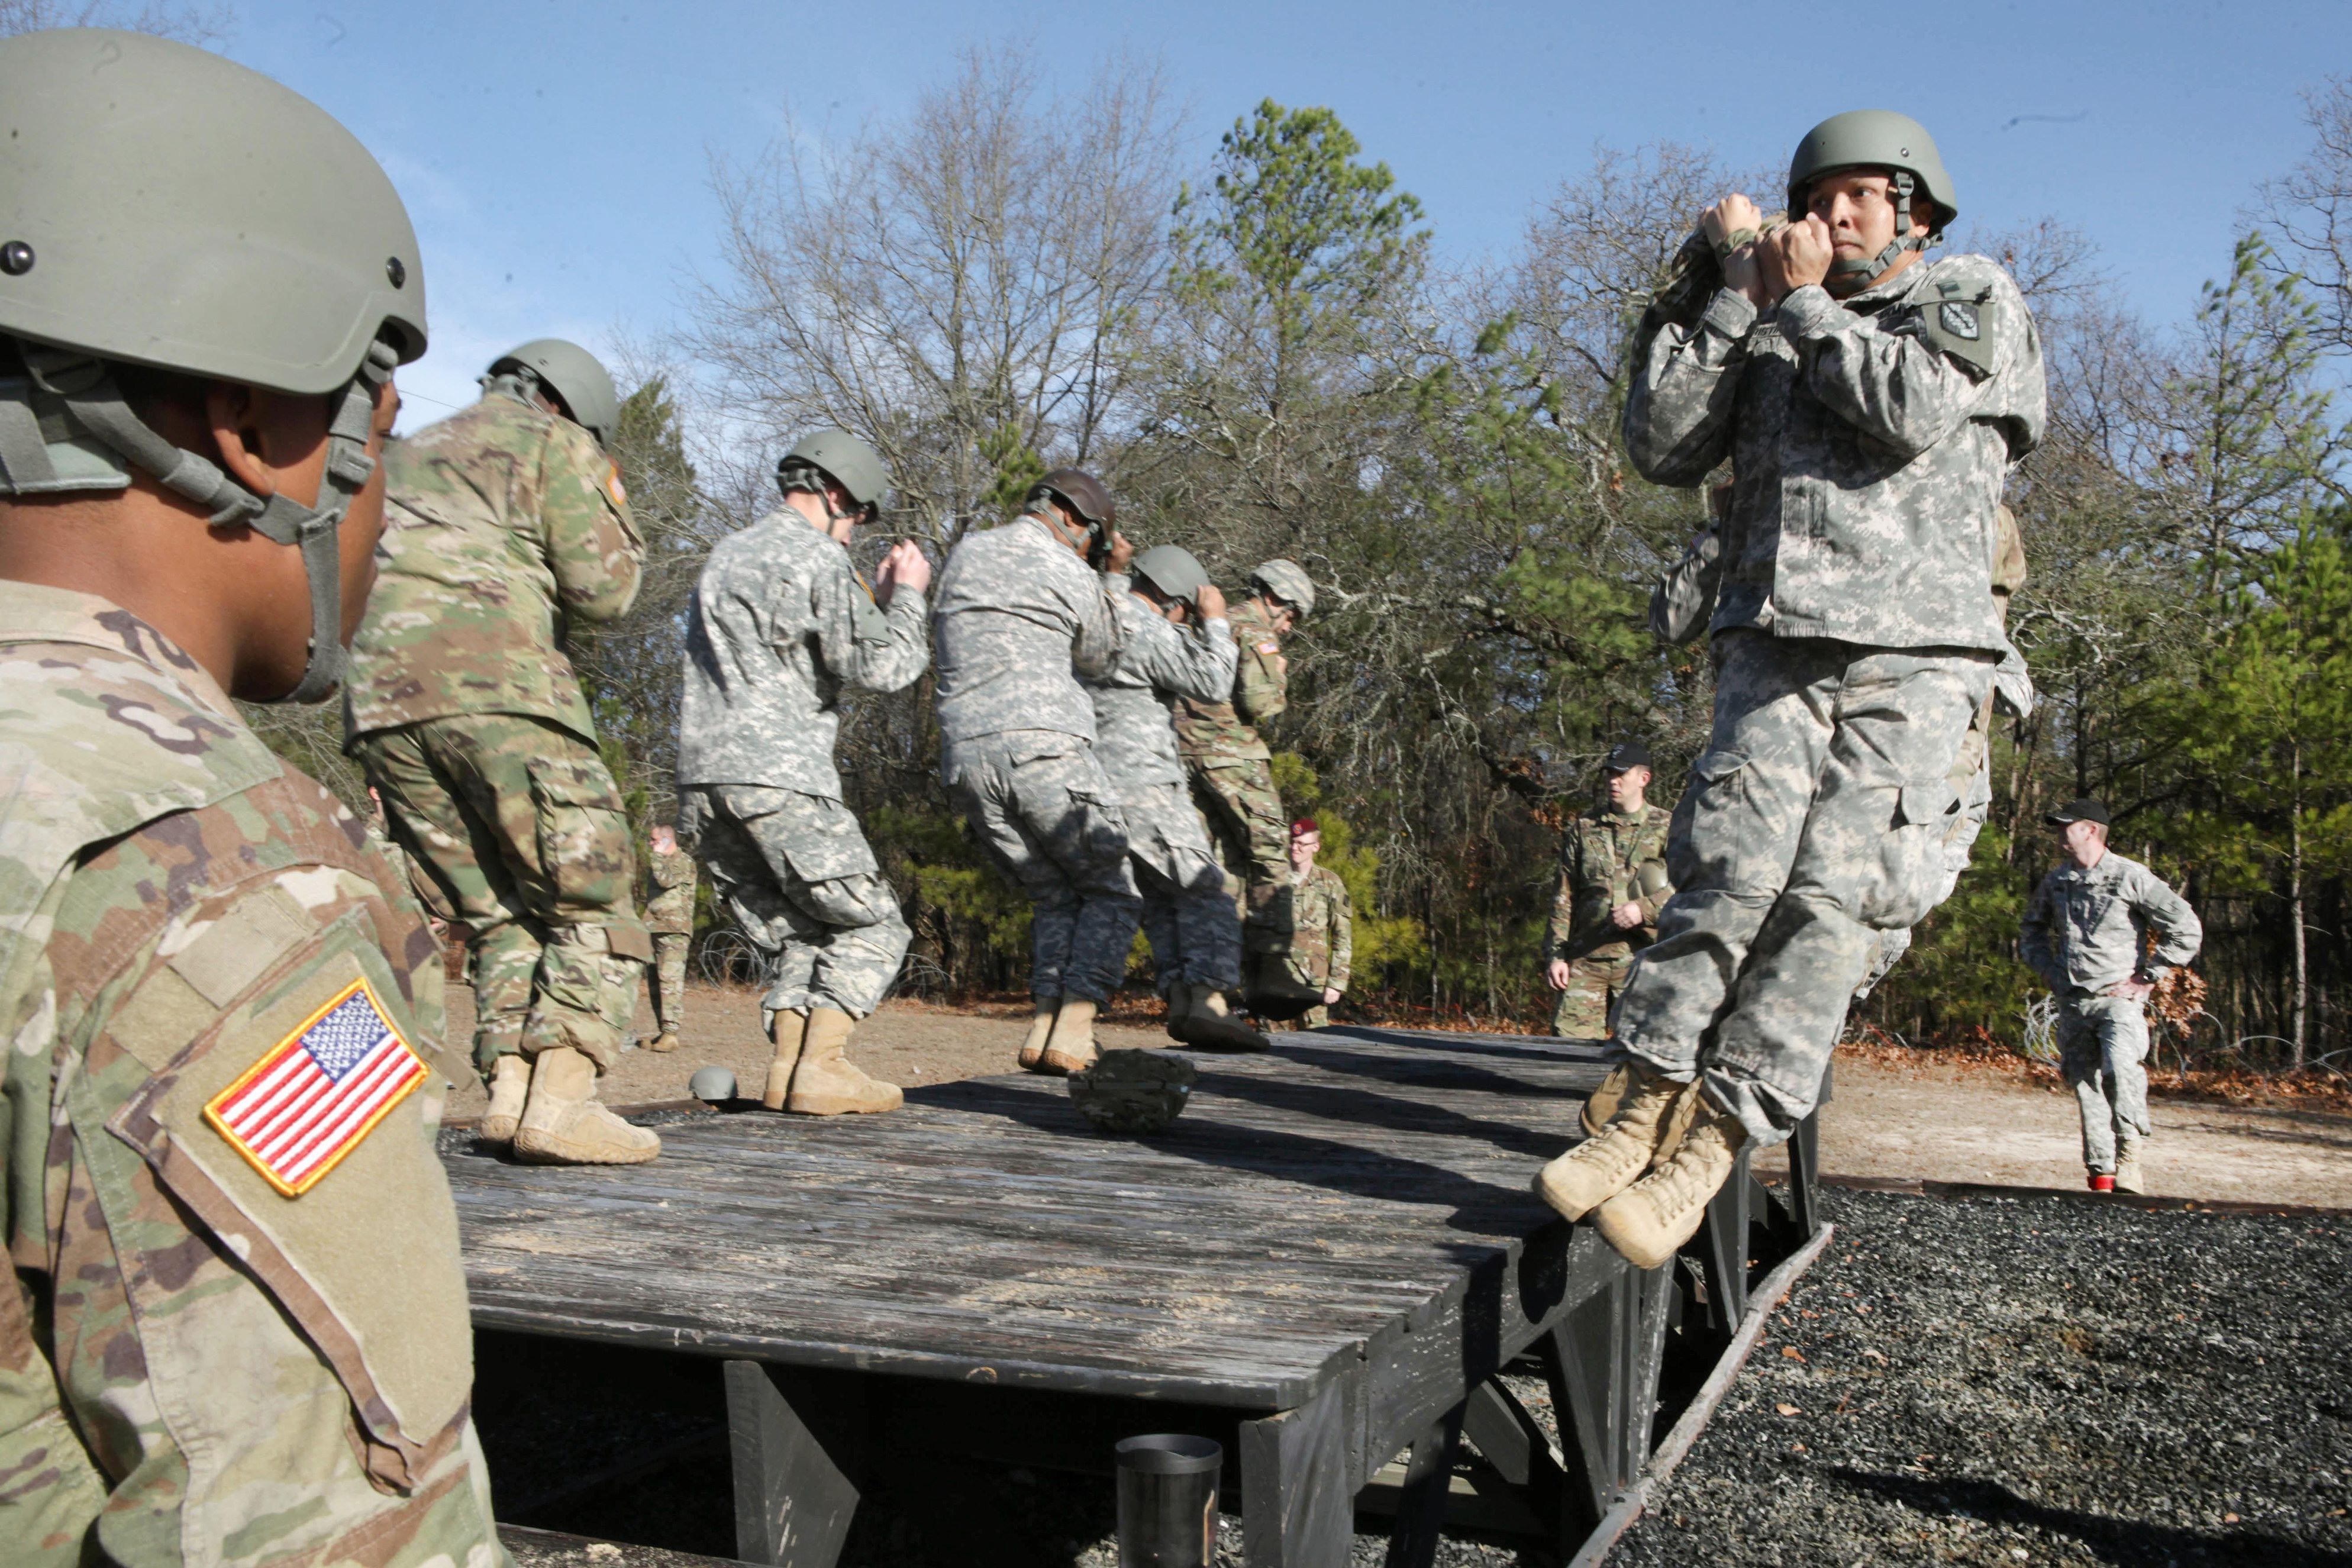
[1086,546,1268,1051]
[676,430,929,1115]
[0,31,498,1561]
[1176,559,1314,933]
[345,335,657,1166]
[1544,742,1673,1038]
[933,469,1136,1076]
[642,822,697,1052]
[1539,111,2047,1270]
[2021,799,2203,1195]
[1246,820,1354,1029]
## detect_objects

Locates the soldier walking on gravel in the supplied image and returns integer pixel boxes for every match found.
[1246,819,1354,1030]
[0,31,498,1558]
[2021,799,2202,1194]
[676,431,930,1115]
[642,822,697,1053]
[1538,110,2048,1269]
[933,470,1137,1077]
[1176,559,1314,932]
[346,336,659,1166]
[1544,742,1673,1040]
[1086,545,1270,1051]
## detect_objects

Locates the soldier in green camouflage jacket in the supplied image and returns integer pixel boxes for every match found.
[0,33,498,1561]
[344,338,658,1166]
[1175,559,1314,931]
[1544,743,1673,1038]
[1247,820,1353,1029]
[643,824,697,1052]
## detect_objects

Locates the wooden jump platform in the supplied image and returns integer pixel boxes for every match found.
[446,1026,1825,1566]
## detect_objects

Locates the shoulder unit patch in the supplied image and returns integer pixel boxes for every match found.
[203,976,427,1196]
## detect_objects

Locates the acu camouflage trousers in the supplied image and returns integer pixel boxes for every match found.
[946,733,1141,1004]
[649,932,691,1034]
[354,713,649,1077]
[679,785,909,1021]
[2058,992,2152,1174]
[1613,631,1995,1148]
[1125,779,1243,995]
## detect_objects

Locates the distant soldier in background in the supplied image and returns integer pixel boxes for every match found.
[346,337,657,1166]
[1176,559,1314,933]
[676,431,929,1114]
[933,469,1135,1075]
[1544,743,1673,1039]
[642,822,696,1053]
[2021,799,2203,1194]
[1247,818,1353,1028]
[1087,544,1269,1051]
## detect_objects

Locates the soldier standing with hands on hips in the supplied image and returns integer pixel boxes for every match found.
[2021,799,2202,1193]
[676,431,930,1115]
[1544,742,1673,1040]
[0,30,499,1559]
[1537,110,2047,1268]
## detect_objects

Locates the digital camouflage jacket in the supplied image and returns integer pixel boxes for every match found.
[344,388,643,746]
[930,514,1124,754]
[1087,576,1237,793]
[2021,850,2203,998]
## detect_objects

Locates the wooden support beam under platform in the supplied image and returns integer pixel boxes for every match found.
[448,1026,1826,1566]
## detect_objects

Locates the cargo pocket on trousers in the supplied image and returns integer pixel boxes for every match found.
[775,799,883,885]
[526,752,631,911]
[1669,748,1751,889]
[1861,779,1960,929]
[107,911,473,1491]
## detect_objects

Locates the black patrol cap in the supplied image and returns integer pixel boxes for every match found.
[1604,741,1653,773]
[2045,797,2110,827]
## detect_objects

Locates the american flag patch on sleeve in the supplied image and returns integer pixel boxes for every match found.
[204,977,427,1196]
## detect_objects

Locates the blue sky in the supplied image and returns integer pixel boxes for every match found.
[223,0,2348,431]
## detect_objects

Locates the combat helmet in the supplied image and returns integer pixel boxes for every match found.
[776,428,890,520]
[1250,559,1316,618]
[1132,543,1210,605]
[1787,109,1956,288]
[488,339,620,448]
[1067,1049,1198,1135]
[0,29,426,703]
[1027,467,1118,564]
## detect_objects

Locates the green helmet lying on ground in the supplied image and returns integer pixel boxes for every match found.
[1067,1049,1198,1135]
[488,339,620,448]
[0,28,427,702]
[776,428,891,519]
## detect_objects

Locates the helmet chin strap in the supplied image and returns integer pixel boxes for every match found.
[1826,169,1933,289]
[21,335,400,704]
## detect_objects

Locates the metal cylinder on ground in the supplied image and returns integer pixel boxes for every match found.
[1114,1434,1222,1568]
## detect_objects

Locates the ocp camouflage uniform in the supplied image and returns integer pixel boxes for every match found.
[1087,576,1241,999]
[933,514,1137,1004]
[345,386,650,1078]
[1,583,498,1566]
[1546,805,1673,1038]
[643,845,698,1036]
[1248,863,1352,1028]
[1175,597,1290,922]
[2021,851,2202,1175]
[1614,251,2047,1148]
[676,511,928,1021]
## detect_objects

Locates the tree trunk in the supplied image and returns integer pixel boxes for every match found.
[2292,743,2308,1072]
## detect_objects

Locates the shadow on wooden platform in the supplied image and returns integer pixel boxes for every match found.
[451,1027,1825,1567]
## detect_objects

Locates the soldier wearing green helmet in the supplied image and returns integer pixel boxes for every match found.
[0,28,498,1564]
[1537,108,2047,1272]
[344,334,659,1167]
[675,428,931,1115]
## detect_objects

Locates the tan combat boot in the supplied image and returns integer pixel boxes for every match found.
[787,1008,904,1115]
[1593,1099,1748,1269]
[2114,1140,2145,1194]
[478,1054,531,1146]
[512,1047,662,1166]
[762,1009,809,1111]
[649,1029,680,1054]
[1580,1062,1630,1138]
[1532,1063,1693,1221]
[1018,998,1058,1072]
[1039,995,1100,1076]
[1176,983,1272,1051]
[1162,986,1194,1041]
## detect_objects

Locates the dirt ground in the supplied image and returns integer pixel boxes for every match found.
[440,978,2352,1209]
